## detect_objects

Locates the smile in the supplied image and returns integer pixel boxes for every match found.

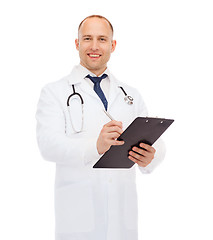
[88,54,101,58]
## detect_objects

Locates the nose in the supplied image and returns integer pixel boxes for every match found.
[91,39,99,51]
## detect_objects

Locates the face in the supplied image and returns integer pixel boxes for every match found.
[75,17,116,76]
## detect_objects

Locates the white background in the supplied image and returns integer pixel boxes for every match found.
[0,0,212,239]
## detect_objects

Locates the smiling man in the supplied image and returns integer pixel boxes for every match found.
[36,15,166,240]
[75,17,116,76]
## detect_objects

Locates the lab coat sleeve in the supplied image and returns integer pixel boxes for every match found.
[36,85,100,167]
[134,89,166,174]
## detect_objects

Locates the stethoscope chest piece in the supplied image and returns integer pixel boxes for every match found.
[124,95,134,105]
[119,86,134,105]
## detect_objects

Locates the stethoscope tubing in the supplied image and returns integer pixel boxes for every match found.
[67,85,84,106]
[67,84,133,132]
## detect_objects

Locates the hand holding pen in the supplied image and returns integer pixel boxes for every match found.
[96,110,125,155]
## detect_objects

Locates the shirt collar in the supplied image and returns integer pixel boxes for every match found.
[67,64,112,85]
[78,63,110,78]
[66,64,122,105]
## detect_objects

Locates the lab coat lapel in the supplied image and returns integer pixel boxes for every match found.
[108,74,121,110]
[68,65,98,99]
[79,79,98,99]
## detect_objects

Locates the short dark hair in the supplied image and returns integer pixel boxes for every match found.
[78,15,114,35]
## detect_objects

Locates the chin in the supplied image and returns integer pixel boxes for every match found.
[87,63,104,70]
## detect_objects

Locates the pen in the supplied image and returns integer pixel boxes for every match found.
[103,109,115,121]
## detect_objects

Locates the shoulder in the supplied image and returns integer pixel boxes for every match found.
[110,72,148,116]
[110,72,144,100]
[38,74,71,107]
[42,75,69,91]
[40,64,82,93]
[40,74,70,96]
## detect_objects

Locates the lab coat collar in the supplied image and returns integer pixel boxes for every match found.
[68,64,111,85]
[67,64,121,108]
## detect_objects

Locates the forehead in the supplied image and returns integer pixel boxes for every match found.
[79,17,113,37]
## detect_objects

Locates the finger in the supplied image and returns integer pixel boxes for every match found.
[132,146,148,157]
[129,148,155,166]
[107,132,121,140]
[139,143,156,154]
[128,152,152,167]
[101,126,122,137]
[107,126,123,135]
[128,150,146,162]
[111,140,125,146]
[128,155,147,167]
[104,120,123,129]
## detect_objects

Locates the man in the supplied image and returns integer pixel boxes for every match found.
[36,15,165,240]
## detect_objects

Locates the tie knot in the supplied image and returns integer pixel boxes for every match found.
[86,74,108,84]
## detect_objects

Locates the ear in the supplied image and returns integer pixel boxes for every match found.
[75,39,79,50]
[111,40,117,53]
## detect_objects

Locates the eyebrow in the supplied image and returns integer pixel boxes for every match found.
[82,35,109,39]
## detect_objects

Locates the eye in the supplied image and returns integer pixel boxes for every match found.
[100,38,106,42]
[84,37,91,41]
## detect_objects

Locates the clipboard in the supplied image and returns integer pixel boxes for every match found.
[93,117,174,169]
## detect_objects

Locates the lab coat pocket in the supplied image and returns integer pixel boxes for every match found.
[55,180,95,233]
[124,183,138,230]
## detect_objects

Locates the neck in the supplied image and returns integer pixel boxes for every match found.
[80,63,107,76]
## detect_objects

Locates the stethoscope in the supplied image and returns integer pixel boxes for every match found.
[67,84,134,133]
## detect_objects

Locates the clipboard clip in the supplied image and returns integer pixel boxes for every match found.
[145,117,165,124]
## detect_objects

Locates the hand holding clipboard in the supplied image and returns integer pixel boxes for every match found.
[93,116,174,168]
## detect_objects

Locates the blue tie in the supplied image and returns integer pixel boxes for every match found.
[86,74,108,110]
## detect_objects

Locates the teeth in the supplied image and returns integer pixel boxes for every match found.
[89,54,100,57]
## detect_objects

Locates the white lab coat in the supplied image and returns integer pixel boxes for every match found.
[36,65,166,240]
